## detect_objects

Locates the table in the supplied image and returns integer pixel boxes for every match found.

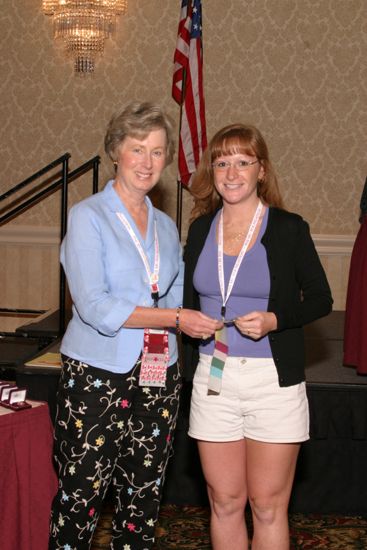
[16,339,61,422]
[0,401,58,550]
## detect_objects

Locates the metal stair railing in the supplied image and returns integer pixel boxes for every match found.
[0,153,100,337]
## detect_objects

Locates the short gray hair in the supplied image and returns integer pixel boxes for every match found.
[104,101,175,165]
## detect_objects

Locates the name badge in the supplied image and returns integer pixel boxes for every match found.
[139,329,169,387]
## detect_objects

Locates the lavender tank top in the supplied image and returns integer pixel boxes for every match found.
[193,207,272,358]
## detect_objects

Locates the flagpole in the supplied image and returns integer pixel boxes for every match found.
[176,178,183,240]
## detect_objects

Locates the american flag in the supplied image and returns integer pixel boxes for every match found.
[172,0,207,187]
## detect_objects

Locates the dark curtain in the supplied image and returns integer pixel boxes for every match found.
[343,177,367,374]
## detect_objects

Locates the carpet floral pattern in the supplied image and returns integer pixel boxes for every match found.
[91,504,367,549]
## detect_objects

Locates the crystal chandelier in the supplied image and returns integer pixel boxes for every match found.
[43,1,128,74]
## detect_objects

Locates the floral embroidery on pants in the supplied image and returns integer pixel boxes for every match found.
[49,356,181,550]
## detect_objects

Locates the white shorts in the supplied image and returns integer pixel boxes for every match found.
[189,354,309,443]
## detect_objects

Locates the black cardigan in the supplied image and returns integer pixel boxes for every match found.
[182,207,333,386]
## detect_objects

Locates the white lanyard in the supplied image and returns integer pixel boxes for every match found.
[218,200,263,319]
[116,212,160,303]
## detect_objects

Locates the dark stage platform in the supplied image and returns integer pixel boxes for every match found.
[8,311,367,514]
[164,311,367,514]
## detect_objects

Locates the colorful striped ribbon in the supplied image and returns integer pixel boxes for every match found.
[207,325,228,395]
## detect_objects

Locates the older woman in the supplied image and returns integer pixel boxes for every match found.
[49,101,220,550]
[183,123,333,549]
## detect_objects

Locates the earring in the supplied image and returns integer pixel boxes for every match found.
[113,161,118,171]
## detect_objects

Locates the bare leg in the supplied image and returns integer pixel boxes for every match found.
[198,440,248,550]
[246,439,300,550]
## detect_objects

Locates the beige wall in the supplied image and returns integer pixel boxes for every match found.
[1,0,366,322]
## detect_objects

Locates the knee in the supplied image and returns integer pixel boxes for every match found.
[207,486,247,520]
[249,494,285,526]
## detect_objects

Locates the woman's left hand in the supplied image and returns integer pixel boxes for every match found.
[234,311,278,340]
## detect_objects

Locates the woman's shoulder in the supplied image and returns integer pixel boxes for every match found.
[153,206,176,226]
[268,206,308,228]
[188,210,218,235]
[264,207,311,246]
[68,193,104,222]
[153,207,180,237]
[70,182,113,215]
[66,184,119,234]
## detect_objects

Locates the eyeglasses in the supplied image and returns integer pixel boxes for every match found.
[212,159,259,172]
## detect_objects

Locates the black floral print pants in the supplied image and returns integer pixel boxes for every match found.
[49,355,182,550]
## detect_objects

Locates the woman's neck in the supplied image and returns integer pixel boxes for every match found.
[113,180,148,237]
[222,196,262,227]
[220,198,265,256]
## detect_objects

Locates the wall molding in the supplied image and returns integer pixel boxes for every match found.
[0,225,60,246]
[313,234,355,256]
[0,226,356,255]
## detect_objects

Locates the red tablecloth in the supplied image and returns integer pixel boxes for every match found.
[0,401,58,550]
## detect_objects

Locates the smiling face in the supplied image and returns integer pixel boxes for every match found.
[114,128,167,199]
[213,151,264,207]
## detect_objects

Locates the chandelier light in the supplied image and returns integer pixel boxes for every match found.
[43,0,128,74]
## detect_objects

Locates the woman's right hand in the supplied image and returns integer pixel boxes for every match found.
[178,309,222,339]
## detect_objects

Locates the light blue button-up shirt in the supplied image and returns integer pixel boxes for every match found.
[60,180,183,374]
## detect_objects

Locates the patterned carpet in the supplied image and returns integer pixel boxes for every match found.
[91,503,367,549]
